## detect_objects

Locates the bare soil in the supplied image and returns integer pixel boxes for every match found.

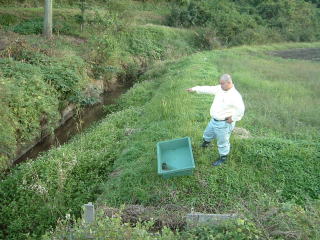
[101,204,189,231]
[268,48,320,61]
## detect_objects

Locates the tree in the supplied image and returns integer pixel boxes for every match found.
[43,0,52,38]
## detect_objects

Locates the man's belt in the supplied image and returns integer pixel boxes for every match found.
[213,118,226,121]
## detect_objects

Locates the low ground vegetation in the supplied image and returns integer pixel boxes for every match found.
[0,43,319,239]
[0,1,200,169]
[0,0,320,239]
[0,39,91,169]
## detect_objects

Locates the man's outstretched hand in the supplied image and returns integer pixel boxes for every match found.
[225,116,233,123]
[186,88,195,92]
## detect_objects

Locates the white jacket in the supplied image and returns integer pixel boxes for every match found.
[191,85,245,121]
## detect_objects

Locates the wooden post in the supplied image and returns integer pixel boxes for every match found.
[43,0,53,38]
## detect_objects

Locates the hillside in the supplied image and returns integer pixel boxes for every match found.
[1,42,320,239]
[0,0,320,239]
[0,1,201,169]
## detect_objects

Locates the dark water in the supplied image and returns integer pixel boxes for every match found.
[13,85,126,165]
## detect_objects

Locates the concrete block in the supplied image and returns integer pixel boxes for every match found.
[186,212,237,227]
[83,202,95,224]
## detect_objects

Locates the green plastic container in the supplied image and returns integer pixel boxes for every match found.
[157,137,195,178]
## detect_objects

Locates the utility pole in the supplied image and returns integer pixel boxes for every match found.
[43,0,53,38]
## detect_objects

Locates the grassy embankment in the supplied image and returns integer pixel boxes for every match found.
[52,42,320,239]
[1,0,320,239]
[1,42,320,239]
[0,1,202,170]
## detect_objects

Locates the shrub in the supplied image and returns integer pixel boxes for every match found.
[89,24,198,86]
[1,40,90,105]
[181,219,262,240]
[0,107,141,239]
[44,211,263,240]
[0,85,16,169]
[11,17,74,35]
[41,57,88,104]
[43,210,178,240]
[117,57,148,86]
[12,17,43,35]
[166,1,211,27]
[257,0,320,41]
[0,39,50,65]
[194,27,221,50]
[167,0,260,46]
[0,60,60,169]
[0,13,19,26]
[0,39,90,169]
[167,0,320,45]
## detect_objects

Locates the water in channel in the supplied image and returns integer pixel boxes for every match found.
[13,85,126,166]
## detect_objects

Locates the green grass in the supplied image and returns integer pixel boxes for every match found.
[0,7,90,37]
[0,107,143,239]
[213,48,320,140]
[98,44,320,237]
[1,42,319,239]
[1,0,320,238]
[99,44,320,207]
[0,1,201,170]
[0,0,171,36]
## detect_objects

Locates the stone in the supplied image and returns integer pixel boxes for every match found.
[83,202,95,224]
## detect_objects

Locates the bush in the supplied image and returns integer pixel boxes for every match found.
[167,0,320,45]
[43,210,177,240]
[41,57,88,104]
[0,13,19,26]
[12,17,43,35]
[89,23,198,86]
[0,88,16,169]
[167,0,260,46]
[11,17,74,35]
[257,0,320,41]
[194,27,221,50]
[182,219,262,240]
[166,1,211,28]
[0,60,60,169]
[1,40,89,105]
[0,39,91,169]
[0,107,141,239]
[117,58,148,86]
[0,0,70,7]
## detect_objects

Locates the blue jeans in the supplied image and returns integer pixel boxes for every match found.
[203,119,235,156]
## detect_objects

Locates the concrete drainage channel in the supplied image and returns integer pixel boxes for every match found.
[12,85,126,166]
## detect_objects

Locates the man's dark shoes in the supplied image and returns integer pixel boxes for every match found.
[212,155,228,166]
[201,140,210,148]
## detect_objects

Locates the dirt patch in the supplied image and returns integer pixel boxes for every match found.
[63,35,87,45]
[0,30,18,51]
[233,127,251,139]
[101,204,189,230]
[268,48,320,61]
[108,168,123,179]
[0,38,9,50]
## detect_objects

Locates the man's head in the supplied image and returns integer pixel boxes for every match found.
[219,74,233,91]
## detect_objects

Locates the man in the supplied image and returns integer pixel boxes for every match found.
[187,74,245,166]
